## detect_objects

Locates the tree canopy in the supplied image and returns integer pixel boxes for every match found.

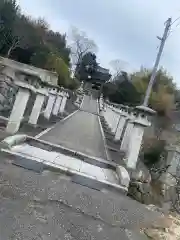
[0,0,75,88]
[102,71,140,105]
[69,27,98,71]
[75,51,98,81]
[131,67,176,116]
[103,67,177,116]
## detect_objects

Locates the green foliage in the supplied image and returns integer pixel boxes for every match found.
[142,137,166,167]
[44,30,71,66]
[0,0,76,89]
[68,78,80,90]
[75,52,98,81]
[132,67,176,116]
[0,0,18,54]
[45,52,70,88]
[30,45,51,68]
[103,71,140,105]
[70,27,98,68]
[0,0,70,64]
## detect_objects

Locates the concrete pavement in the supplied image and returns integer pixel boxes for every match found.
[0,157,157,239]
[39,95,107,160]
[80,94,99,114]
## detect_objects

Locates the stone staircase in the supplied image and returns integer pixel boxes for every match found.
[99,115,126,166]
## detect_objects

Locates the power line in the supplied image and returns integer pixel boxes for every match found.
[170,16,180,27]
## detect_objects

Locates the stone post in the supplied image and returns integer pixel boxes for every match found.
[52,92,63,116]
[120,110,136,152]
[28,88,47,125]
[2,66,16,80]
[108,107,115,131]
[99,95,104,111]
[110,109,119,134]
[75,94,81,107]
[114,107,128,141]
[125,106,155,169]
[104,106,112,128]
[6,81,34,134]
[44,89,57,120]
[59,92,68,114]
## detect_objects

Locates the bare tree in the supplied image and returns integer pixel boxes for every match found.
[6,35,21,58]
[150,162,180,213]
[109,59,129,77]
[69,27,98,70]
[0,27,22,58]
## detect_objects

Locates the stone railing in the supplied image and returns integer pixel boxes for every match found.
[0,57,78,134]
[99,97,155,170]
[0,79,70,134]
[0,56,58,85]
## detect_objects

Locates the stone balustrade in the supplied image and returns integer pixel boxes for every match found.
[3,80,70,134]
[100,99,155,171]
[0,58,78,135]
[74,88,84,108]
[0,56,58,86]
[114,106,128,141]
[120,109,136,152]
[124,106,155,169]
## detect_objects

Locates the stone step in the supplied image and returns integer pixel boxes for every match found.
[108,149,126,166]
[106,138,120,149]
[100,119,107,125]
[100,119,108,124]
[104,132,115,139]
[101,120,109,125]
[1,136,128,194]
[102,123,111,129]
[104,130,115,136]
[27,137,118,170]
[101,122,109,128]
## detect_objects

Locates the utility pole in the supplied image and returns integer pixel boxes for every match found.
[143,17,172,106]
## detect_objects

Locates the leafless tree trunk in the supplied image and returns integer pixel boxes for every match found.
[69,27,98,72]
[109,59,129,78]
[6,38,20,58]
[150,163,180,213]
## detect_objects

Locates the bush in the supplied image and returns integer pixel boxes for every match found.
[142,137,166,167]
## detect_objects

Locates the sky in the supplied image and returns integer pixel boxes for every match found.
[16,0,180,85]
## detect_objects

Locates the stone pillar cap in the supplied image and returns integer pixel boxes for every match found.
[49,90,57,96]
[131,118,151,127]
[135,105,156,115]
[114,108,121,113]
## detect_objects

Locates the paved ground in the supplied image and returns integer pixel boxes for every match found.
[0,156,158,239]
[0,94,161,239]
[80,94,99,114]
[40,95,107,160]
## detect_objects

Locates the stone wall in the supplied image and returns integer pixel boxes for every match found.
[0,73,17,117]
[128,144,180,212]
[0,56,58,85]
